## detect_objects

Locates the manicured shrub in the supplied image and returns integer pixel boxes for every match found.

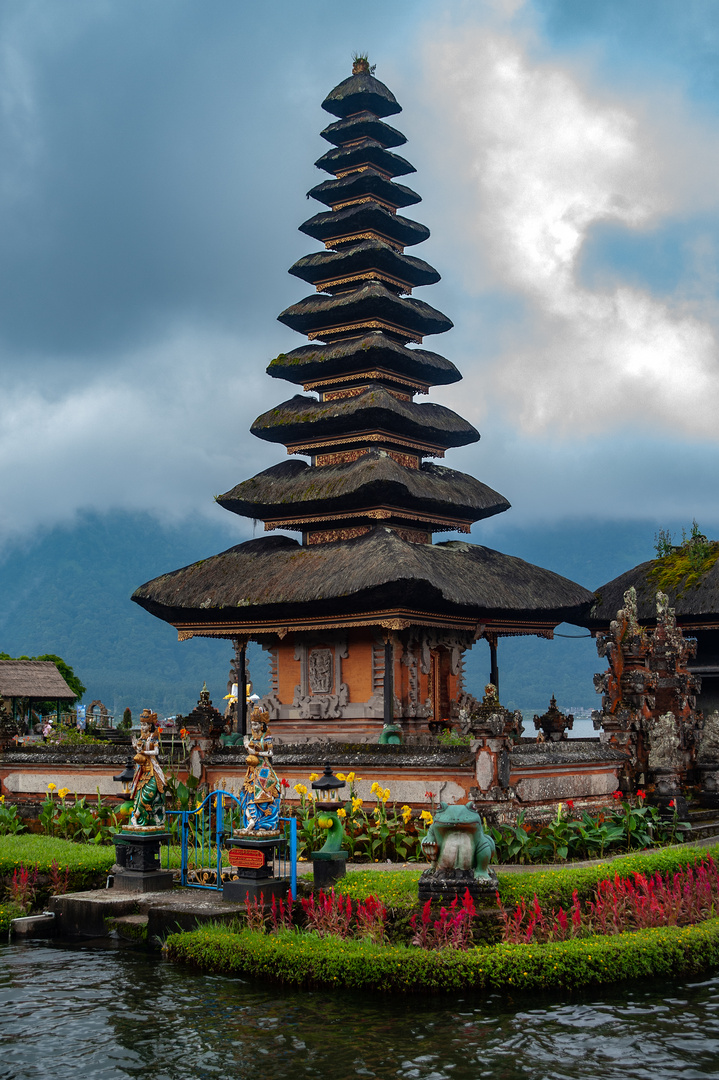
[165,916,719,994]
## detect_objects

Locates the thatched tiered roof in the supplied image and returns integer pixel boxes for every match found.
[277,281,452,341]
[321,73,401,119]
[320,112,406,148]
[267,334,460,389]
[315,141,415,178]
[308,171,421,211]
[217,452,509,530]
[250,389,479,452]
[133,528,593,635]
[300,202,429,248]
[134,63,592,642]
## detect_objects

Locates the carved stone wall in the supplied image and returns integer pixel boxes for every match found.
[592,588,702,791]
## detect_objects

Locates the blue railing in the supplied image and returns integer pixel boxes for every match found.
[163,789,297,896]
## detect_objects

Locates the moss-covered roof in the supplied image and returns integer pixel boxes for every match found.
[250,387,479,451]
[217,451,510,525]
[277,281,452,340]
[266,333,460,388]
[584,543,719,628]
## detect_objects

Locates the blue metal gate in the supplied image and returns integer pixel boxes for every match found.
[164,789,297,896]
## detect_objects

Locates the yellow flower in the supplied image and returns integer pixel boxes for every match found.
[420,810,433,824]
[308,773,319,782]
[382,788,391,802]
[47,783,57,792]
[336,772,346,782]
[346,772,356,783]
[58,787,70,800]
[401,804,412,824]
[370,781,380,794]
[0,795,5,805]
[294,783,308,796]
[351,797,363,812]
[337,808,347,819]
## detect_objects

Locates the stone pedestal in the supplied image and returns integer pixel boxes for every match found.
[650,771,689,821]
[311,850,348,889]
[113,831,174,892]
[698,763,719,809]
[418,867,498,905]
[222,834,287,905]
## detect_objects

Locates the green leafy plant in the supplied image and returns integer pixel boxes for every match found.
[0,796,26,835]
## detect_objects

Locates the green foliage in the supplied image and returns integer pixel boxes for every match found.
[165,916,719,993]
[0,799,26,835]
[436,729,474,747]
[649,521,719,594]
[121,708,132,729]
[486,796,688,865]
[0,901,26,935]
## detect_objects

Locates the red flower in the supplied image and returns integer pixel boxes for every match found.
[669,799,675,808]
[636,789,646,800]
[612,790,623,800]
[281,778,290,789]
[425,791,435,800]
[566,799,575,810]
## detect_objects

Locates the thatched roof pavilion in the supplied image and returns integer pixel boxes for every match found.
[0,660,77,727]
[133,59,592,737]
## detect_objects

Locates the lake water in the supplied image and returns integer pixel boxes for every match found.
[2,940,719,1079]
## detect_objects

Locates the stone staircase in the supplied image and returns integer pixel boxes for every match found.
[686,809,719,843]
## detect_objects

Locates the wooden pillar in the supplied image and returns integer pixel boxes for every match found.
[383,638,394,725]
[488,634,499,696]
[237,640,247,737]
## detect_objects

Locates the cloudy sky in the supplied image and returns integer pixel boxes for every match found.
[1,0,718,551]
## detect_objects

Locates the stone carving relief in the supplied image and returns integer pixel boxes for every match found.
[308,648,333,694]
[293,636,349,720]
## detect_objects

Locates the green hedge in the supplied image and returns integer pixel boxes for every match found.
[0,835,116,891]
[166,916,719,994]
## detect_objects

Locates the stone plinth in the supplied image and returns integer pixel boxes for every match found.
[311,850,348,889]
[417,867,497,905]
[113,831,174,892]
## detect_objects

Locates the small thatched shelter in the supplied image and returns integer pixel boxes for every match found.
[0,660,77,727]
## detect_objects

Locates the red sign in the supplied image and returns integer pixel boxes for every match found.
[229,848,265,869]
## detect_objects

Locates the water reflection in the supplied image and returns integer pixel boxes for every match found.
[1,941,719,1079]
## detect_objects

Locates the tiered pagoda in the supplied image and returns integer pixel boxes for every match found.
[133,59,594,740]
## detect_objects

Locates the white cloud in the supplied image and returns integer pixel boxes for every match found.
[420,25,719,438]
[0,326,281,546]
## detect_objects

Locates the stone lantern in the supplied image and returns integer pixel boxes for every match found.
[310,763,347,888]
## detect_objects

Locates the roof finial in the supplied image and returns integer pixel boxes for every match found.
[352,53,375,76]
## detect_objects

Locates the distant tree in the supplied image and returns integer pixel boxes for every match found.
[0,652,86,702]
[122,707,132,729]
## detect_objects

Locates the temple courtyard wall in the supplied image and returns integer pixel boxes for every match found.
[0,737,626,825]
